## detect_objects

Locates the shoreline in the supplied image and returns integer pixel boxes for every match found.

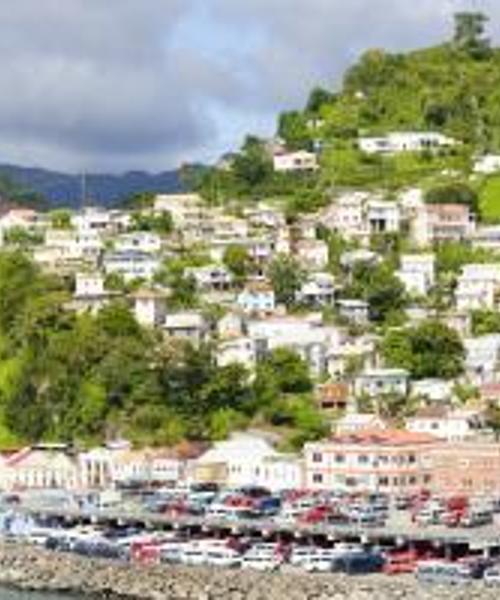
[0,542,497,600]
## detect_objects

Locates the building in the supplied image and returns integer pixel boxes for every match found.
[354,368,409,398]
[335,413,388,434]
[216,336,264,369]
[1,445,80,491]
[366,200,401,234]
[163,311,208,345]
[103,251,160,282]
[430,441,500,496]
[295,240,329,270]
[406,407,485,441]
[464,334,500,385]
[337,299,369,325]
[296,273,336,307]
[70,272,116,314]
[190,433,303,491]
[304,429,438,494]
[316,382,350,412]
[186,264,233,292]
[130,289,167,328]
[474,154,500,174]
[320,193,368,242]
[114,232,162,254]
[396,254,435,297]
[273,150,318,172]
[237,282,276,315]
[455,263,500,311]
[359,132,455,155]
[412,203,475,247]
[472,226,500,251]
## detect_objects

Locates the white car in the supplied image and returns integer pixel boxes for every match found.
[289,546,318,566]
[484,567,500,586]
[242,550,282,571]
[205,548,241,568]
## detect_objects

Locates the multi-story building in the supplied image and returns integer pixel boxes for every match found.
[359,132,456,155]
[354,368,409,398]
[273,150,318,172]
[455,263,500,311]
[396,254,435,297]
[412,203,475,247]
[304,429,438,494]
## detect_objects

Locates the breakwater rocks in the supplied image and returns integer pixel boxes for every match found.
[0,543,496,600]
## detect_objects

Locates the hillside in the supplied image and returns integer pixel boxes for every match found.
[198,13,500,209]
[0,164,186,209]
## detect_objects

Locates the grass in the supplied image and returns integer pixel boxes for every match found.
[479,175,500,223]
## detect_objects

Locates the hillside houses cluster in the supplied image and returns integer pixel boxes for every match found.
[3,181,500,496]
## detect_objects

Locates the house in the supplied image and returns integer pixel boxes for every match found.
[355,368,409,398]
[273,150,318,172]
[70,272,116,314]
[480,382,500,403]
[189,433,304,491]
[103,251,160,282]
[472,225,500,251]
[130,288,167,328]
[395,254,435,297]
[114,232,162,254]
[0,208,39,231]
[335,412,388,434]
[410,378,453,403]
[474,154,500,174]
[325,335,376,379]
[316,382,350,411]
[464,334,500,385]
[72,207,112,234]
[411,203,475,247]
[359,132,455,155]
[366,199,401,234]
[406,407,486,441]
[153,193,205,226]
[320,193,368,242]
[337,299,369,325]
[340,249,381,270]
[217,311,245,340]
[186,264,233,292]
[1,444,80,491]
[455,263,500,311]
[237,282,275,315]
[304,429,439,493]
[163,311,208,345]
[216,336,265,370]
[295,239,329,270]
[430,441,500,496]
[296,272,336,307]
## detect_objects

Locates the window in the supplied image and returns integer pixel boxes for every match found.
[312,452,323,463]
[312,473,323,484]
[378,477,389,487]
[334,454,345,463]
[358,455,369,465]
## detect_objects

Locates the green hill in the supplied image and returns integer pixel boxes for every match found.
[199,12,500,211]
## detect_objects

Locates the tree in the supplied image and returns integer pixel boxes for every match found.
[223,245,251,285]
[131,211,173,234]
[382,320,464,379]
[50,209,73,230]
[278,111,312,151]
[306,87,334,114]
[454,12,491,59]
[472,310,500,335]
[425,182,478,213]
[257,348,312,397]
[168,273,198,309]
[232,136,273,189]
[268,254,304,307]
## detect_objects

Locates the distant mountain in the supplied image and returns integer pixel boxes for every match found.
[0,164,188,209]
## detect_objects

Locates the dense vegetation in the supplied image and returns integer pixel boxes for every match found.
[0,252,327,449]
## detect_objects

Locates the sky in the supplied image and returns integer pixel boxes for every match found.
[0,0,498,173]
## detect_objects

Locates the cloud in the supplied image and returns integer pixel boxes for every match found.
[0,0,498,172]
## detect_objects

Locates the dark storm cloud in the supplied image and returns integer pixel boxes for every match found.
[0,0,498,171]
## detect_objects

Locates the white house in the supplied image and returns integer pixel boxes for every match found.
[464,334,500,385]
[103,251,160,282]
[273,150,318,172]
[396,254,435,297]
[472,226,500,251]
[455,263,500,311]
[410,378,453,403]
[237,282,275,315]
[337,299,369,325]
[295,239,329,270]
[190,433,304,491]
[355,368,409,398]
[474,154,500,174]
[335,412,388,434]
[359,132,456,155]
[186,264,233,292]
[114,232,162,254]
[366,199,401,234]
[163,311,208,345]
[70,272,116,314]
[130,289,167,328]
[216,336,264,370]
[406,407,485,441]
[320,193,368,241]
[296,272,336,307]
